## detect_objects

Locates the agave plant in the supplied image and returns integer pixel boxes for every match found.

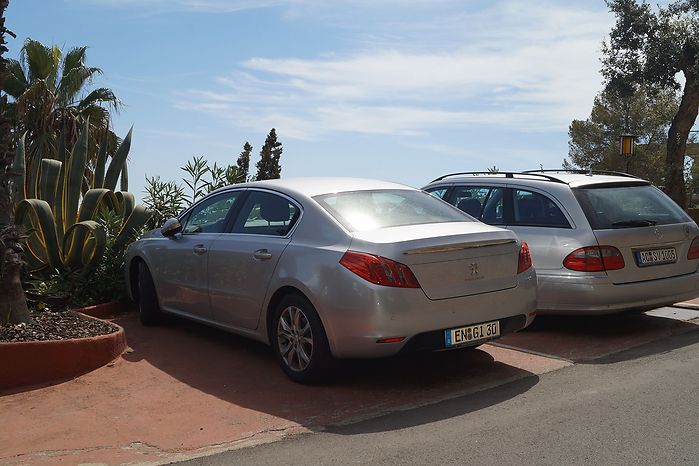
[13,119,151,274]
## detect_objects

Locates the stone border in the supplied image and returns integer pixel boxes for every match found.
[77,301,124,319]
[0,314,127,390]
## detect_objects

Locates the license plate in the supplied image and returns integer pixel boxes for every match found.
[635,247,677,267]
[444,320,500,348]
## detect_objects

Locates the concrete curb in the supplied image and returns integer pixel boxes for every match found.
[673,302,699,310]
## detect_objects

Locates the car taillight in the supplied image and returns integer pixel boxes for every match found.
[517,242,533,273]
[340,251,421,288]
[688,237,699,260]
[563,246,625,272]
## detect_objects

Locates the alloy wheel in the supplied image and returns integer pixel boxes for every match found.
[277,305,314,372]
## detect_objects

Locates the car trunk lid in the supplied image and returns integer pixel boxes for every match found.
[350,222,521,300]
[593,223,697,284]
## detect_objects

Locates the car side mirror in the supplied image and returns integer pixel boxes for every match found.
[161,218,183,237]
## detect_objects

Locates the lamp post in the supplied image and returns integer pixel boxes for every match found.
[620,133,635,173]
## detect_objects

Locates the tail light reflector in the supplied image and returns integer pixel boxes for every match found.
[688,237,699,260]
[340,251,421,288]
[376,337,406,344]
[563,246,625,272]
[517,242,533,273]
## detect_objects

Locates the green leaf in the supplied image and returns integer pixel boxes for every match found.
[114,204,152,252]
[63,220,106,273]
[103,126,132,191]
[27,134,47,200]
[54,131,68,242]
[120,164,129,192]
[65,118,90,230]
[11,132,26,204]
[93,129,108,188]
[15,199,63,272]
[115,191,135,220]
[77,189,118,223]
[39,159,62,207]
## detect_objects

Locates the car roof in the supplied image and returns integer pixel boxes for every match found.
[426,171,650,189]
[214,177,417,198]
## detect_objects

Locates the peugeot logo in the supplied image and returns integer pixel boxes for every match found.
[653,228,663,240]
[470,262,479,275]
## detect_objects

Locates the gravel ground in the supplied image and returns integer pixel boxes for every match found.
[0,311,117,342]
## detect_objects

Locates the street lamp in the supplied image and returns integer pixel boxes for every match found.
[619,133,635,157]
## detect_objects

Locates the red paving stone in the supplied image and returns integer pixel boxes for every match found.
[0,313,568,465]
[496,311,699,362]
[4,309,696,465]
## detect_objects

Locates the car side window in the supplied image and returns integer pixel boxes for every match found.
[425,187,448,199]
[512,189,570,228]
[232,191,300,236]
[182,191,240,234]
[451,186,504,224]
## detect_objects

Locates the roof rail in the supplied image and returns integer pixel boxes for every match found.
[522,169,642,180]
[429,171,567,184]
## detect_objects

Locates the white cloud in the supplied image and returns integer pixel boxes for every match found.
[74,0,454,14]
[174,1,611,140]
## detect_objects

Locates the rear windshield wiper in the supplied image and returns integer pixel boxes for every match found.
[611,219,658,228]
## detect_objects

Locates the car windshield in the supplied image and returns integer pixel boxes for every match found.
[573,183,690,230]
[313,189,471,232]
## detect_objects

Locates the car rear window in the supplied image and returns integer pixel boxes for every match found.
[573,183,690,230]
[313,189,471,232]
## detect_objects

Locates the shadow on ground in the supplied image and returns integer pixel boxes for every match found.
[325,374,539,435]
[116,313,538,430]
[496,311,699,363]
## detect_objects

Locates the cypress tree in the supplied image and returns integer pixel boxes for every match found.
[236,142,252,181]
[255,128,282,181]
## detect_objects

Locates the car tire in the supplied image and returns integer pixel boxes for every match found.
[137,262,162,326]
[271,293,333,384]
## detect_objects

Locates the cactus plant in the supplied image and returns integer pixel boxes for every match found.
[13,119,151,274]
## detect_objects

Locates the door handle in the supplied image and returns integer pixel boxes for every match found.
[253,249,273,261]
[193,244,208,255]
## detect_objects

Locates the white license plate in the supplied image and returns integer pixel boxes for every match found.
[444,320,500,348]
[635,248,677,266]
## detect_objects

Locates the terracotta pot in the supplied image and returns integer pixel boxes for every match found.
[75,301,124,319]
[0,316,127,390]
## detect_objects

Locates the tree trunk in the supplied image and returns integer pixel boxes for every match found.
[666,75,699,208]
[0,248,30,325]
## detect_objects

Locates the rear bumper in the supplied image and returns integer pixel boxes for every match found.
[536,269,699,315]
[399,314,528,354]
[318,268,538,358]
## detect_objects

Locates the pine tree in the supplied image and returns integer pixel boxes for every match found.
[255,128,282,181]
[236,142,252,181]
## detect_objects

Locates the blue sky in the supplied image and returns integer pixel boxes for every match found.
[7,0,616,199]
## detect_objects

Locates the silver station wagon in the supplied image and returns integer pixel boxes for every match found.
[126,178,537,383]
[423,170,699,315]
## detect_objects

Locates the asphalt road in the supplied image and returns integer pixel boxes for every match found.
[180,328,699,466]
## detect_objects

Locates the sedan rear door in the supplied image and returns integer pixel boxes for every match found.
[208,190,301,330]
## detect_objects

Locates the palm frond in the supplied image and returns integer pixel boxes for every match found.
[78,87,120,112]
[3,59,28,98]
[21,38,60,88]
[62,46,88,77]
[78,104,110,128]
[57,65,103,107]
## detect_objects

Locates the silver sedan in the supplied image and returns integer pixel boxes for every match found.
[125,178,537,383]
